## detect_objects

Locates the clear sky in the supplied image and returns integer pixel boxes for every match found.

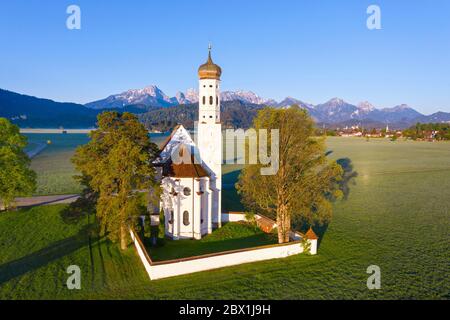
[0,0,449,114]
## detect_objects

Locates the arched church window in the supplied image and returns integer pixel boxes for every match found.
[216,96,218,106]
[183,187,191,196]
[183,211,190,226]
[169,210,174,224]
[209,96,213,105]
[202,96,206,105]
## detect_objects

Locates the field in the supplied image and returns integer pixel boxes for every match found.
[0,137,448,299]
[25,133,89,195]
[25,133,167,196]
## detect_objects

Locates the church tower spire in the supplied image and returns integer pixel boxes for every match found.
[198,46,221,123]
[196,45,222,228]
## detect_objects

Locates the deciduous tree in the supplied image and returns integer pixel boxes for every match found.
[72,112,160,249]
[236,106,343,243]
[0,118,36,210]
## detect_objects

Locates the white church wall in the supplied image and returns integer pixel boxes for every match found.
[148,242,303,280]
[309,239,318,255]
[221,212,246,222]
[198,178,209,235]
[161,176,210,240]
[192,178,202,239]
[177,177,195,239]
[161,178,176,237]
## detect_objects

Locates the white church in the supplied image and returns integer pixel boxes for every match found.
[153,48,223,240]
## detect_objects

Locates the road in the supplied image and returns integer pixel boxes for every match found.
[2,194,80,210]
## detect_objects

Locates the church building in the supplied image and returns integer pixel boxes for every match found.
[154,48,223,240]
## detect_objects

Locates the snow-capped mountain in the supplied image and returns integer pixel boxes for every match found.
[220,90,276,105]
[86,85,175,109]
[277,97,314,109]
[84,85,450,126]
[85,86,276,109]
[313,98,360,123]
[174,89,276,105]
[356,101,376,113]
[183,88,199,103]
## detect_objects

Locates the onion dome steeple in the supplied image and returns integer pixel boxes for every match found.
[198,45,222,80]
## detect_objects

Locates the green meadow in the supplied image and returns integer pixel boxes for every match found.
[25,133,89,195]
[25,133,168,196]
[0,137,448,299]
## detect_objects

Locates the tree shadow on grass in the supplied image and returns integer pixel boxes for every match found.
[221,157,357,250]
[222,169,245,212]
[312,223,329,248]
[336,157,358,200]
[59,196,94,225]
[292,157,358,248]
[0,224,96,285]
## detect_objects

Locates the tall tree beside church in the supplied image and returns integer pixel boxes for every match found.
[0,118,36,210]
[236,106,344,243]
[72,112,160,249]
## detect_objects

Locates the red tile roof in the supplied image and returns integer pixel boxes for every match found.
[305,227,318,240]
[162,161,209,178]
[162,144,209,178]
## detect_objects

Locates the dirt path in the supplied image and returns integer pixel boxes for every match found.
[9,194,80,209]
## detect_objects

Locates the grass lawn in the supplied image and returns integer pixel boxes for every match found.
[147,222,277,262]
[0,137,448,299]
[25,134,90,196]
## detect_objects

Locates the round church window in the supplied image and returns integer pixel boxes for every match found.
[183,187,191,196]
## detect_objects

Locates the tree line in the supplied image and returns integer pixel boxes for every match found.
[403,123,450,140]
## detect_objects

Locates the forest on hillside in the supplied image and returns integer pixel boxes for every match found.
[138,100,263,131]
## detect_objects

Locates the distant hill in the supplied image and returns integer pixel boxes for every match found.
[2,87,450,130]
[0,89,151,128]
[138,100,263,132]
[0,89,99,128]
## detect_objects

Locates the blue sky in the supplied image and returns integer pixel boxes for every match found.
[0,0,449,113]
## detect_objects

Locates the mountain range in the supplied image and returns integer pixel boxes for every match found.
[1,86,450,129]
[85,85,278,109]
[85,85,450,127]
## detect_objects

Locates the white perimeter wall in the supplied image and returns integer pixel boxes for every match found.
[130,213,318,281]
[150,242,303,280]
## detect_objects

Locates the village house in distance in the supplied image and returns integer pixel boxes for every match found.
[153,47,223,240]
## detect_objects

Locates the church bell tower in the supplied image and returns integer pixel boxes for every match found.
[197,45,222,227]
[198,45,221,123]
